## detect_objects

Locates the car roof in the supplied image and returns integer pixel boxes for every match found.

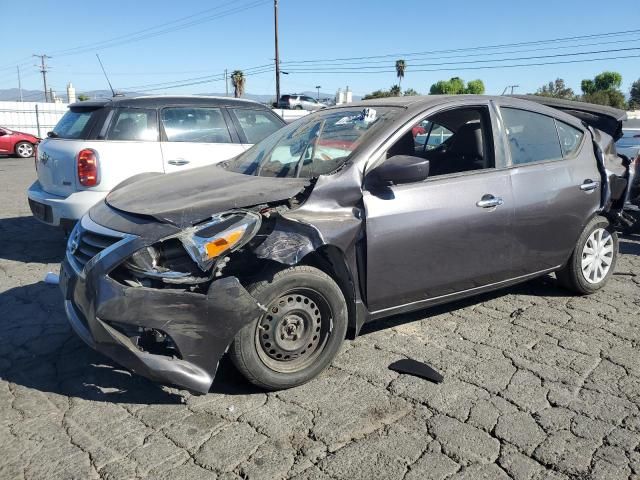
[68,95,268,110]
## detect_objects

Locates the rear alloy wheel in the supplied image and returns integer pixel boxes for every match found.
[15,142,34,158]
[556,216,618,294]
[230,265,347,390]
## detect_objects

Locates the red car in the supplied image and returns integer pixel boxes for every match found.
[0,127,39,158]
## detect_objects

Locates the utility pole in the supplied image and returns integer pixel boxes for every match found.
[17,66,23,102]
[274,0,281,102]
[33,54,51,102]
[316,85,321,101]
[501,84,519,95]
[225,69,229,97]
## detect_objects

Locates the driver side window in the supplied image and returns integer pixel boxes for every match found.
[386,106,494,177]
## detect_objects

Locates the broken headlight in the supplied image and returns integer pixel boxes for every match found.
[123,211,261,282]
[178,210,262,272]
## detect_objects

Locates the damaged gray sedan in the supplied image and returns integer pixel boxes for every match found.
[60,95,630,393]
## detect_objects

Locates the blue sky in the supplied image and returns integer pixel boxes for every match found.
[2,0,639,99]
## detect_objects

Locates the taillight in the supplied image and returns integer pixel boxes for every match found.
[77,149,99,187]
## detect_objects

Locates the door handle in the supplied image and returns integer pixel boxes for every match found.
[476,194,504,209]
[580,180,599,192]
[168,159,190,166]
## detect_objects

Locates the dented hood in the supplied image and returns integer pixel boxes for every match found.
[106,164,309,227]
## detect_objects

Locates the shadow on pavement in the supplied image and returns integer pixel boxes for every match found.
[360,274,568,336]
[619,237,640,255]
[0,215,66,264]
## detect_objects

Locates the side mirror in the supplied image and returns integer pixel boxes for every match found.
[370,155,429,185]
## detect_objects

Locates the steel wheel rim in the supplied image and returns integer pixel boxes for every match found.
[255,288,333,373]
[17,143,32,157]
[581,228,614,284]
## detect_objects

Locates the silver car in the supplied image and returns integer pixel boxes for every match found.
[277,94,325,111]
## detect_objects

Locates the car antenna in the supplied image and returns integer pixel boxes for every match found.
[96,53,123,98]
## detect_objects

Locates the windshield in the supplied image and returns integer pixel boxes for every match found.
[226,107,399,178]
[52,107,101,139]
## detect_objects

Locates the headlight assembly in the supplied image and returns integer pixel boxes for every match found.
[178,211,262,272]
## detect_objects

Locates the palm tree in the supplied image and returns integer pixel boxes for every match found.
[395,59,406,93]
[231,70,245,98]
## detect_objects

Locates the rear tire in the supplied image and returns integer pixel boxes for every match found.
[14,141,34,158]
[556,216,618,294]
[230,265,347,390]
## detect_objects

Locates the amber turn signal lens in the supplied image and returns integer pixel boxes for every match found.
[204,229,244,259]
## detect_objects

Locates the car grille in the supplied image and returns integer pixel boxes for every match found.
[68,224,124,271]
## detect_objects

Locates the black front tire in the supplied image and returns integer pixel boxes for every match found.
[556,215,618,294]
[230,265,347,390]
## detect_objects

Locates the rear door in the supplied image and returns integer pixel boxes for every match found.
[160,106,245,173]
[227,107,285,149]
[496,102,601,274]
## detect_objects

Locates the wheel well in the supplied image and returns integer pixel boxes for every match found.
[299,246,358,338]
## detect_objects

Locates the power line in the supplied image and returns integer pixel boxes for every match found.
[280,28,640,65]
[284,53,640,75]
[284,46,640,73]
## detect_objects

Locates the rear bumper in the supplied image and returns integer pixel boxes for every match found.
[60,218,263,393]
[27,181,106,227]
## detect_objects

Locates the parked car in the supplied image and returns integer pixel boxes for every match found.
[277,94,325,111]
[27,96,286,231]
[0,127,39,157]
[615,127,640,231]
[60,95,629,393]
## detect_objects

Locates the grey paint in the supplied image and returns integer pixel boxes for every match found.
[62,95,629,393]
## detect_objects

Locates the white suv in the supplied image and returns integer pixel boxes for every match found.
[27,96,285,231]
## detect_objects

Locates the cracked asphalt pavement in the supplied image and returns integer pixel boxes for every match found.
[1,156,640,479]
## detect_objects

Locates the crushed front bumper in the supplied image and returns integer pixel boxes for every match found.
[60,218,263,394]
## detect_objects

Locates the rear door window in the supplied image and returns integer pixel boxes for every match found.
[52,108,100,139]
[501,107,562,165]
[161,107,232,143]
[230,108,283,144]
[106,108,158,141]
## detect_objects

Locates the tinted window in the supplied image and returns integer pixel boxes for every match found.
[502,108,562,165]
[392,106,493,177]
[231,109,283,144]
[52,108,99,139]
[106,108,158,141]
[556,121,584,157]
[161,107,231,143]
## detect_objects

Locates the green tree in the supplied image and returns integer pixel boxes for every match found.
[465,79,485,94]
[580,71,626,108]
[535,78,575,99]
[395,59,406,92]
[594,71,622,91]
[389,84,401,96]
[362,89,394,100]
[77,94,90,101]
[403,88,419,96]
[429,77,481,95]
[629,78,640,110]
[231,70,245,98]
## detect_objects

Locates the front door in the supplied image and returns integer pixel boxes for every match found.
[160,106,245,173]
[363,104,514,313]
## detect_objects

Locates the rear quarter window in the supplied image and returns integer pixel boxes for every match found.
[106,108,158,141]
[52,108,100,139]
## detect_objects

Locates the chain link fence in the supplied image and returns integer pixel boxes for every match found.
[0,102,68,138]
